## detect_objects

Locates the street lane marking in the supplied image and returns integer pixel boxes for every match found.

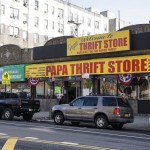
[19,138,117,150]
[25,137,39,140]
[61,142,79,145]
[0,133,8,136]
[0,121,150,140]
[2,138,17,150]
[0,135,118,150]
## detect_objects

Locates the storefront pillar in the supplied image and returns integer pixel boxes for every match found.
[92,76,96,95]
[52,81,55,98]
[97,77,100,95]
[31,86,36,100]
[64,81,69,103]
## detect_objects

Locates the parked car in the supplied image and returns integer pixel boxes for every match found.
[52,95,134,129]
[0,92,40,121]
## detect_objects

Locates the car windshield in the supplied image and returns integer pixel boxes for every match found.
[117,98,131,107]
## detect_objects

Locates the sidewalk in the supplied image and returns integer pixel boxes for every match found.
[33,111,150,132]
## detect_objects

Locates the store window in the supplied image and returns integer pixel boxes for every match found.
[36,82,45,99]
[100,77,117,96]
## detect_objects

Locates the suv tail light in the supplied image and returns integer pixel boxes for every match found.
[113,108,120,115]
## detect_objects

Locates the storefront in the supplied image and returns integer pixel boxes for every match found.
[0,64,30,98]
[1,24,150,113]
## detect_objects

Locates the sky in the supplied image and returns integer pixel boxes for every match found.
[71,0,150,25]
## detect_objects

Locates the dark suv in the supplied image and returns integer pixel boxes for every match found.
[52,96,134,129]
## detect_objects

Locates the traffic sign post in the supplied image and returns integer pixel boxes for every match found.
[2,72,10,85]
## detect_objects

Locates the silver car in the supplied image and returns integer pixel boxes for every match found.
[52,96,134,129]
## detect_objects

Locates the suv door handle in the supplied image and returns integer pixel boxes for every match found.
[78,107,81,109]
[93,108,97,109]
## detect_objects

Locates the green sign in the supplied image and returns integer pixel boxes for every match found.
[3,65,26,82]
[55,86,61,94]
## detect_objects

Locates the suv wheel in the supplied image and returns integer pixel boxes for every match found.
[54,112,64,125]
[111,123,124,130]
[0,114,2,119]
[95,115,108,129]
[71,122,80,126]
[3,108,14,120]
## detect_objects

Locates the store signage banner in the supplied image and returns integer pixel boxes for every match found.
[67,30,130,56]
[4,65,26,82]
[26,55,150,78]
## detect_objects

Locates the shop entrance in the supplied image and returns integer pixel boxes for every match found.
[63,80,81,103]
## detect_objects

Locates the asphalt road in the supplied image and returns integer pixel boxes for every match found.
[0,119,150,150]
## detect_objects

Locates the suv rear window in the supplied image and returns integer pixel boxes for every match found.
[103,97,117,106]
[102,97,117,106]
[117,98,131,107]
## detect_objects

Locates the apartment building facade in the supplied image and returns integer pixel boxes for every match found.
[0,0,131,48]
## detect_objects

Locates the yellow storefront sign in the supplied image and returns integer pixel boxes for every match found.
[26,55,150,78]
[67,30,130,56]
[2,71,10,85]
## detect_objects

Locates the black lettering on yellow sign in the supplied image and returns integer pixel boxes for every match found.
[2,72,10,85]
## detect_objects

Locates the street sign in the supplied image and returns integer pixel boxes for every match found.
[2,71,10,85]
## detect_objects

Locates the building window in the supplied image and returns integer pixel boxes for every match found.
[82,16,84,24]
[87,32,91,35]
[14,27,19,37]
[23,14,28,24]
[35,0,39,11]
[87,18,91,27]
[44,19,48,30]
[58,23,63,33]
[69,12,73,21]
[23,0,28,7]
[95,21,99,29]
[58,8,64,19]
[10,7,19,19]
[52,21,54,30]
[70,26,73,35]
[0,24,5,34]
[75,14,78,23]
[22,31,27,40]
[44,3,48,14]
[9,26,19,37]
[1,5,5,15]
[34,17,39,27]
[44,35,48,41]
[104,24,107,32]
[34,33,39,43]
[52,6,55,14]
[82,30,84,36]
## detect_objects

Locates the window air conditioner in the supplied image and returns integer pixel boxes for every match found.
[35,23,38,27]
[14,35,18,38]
[23,2,27,7]
[23,21,27,24]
